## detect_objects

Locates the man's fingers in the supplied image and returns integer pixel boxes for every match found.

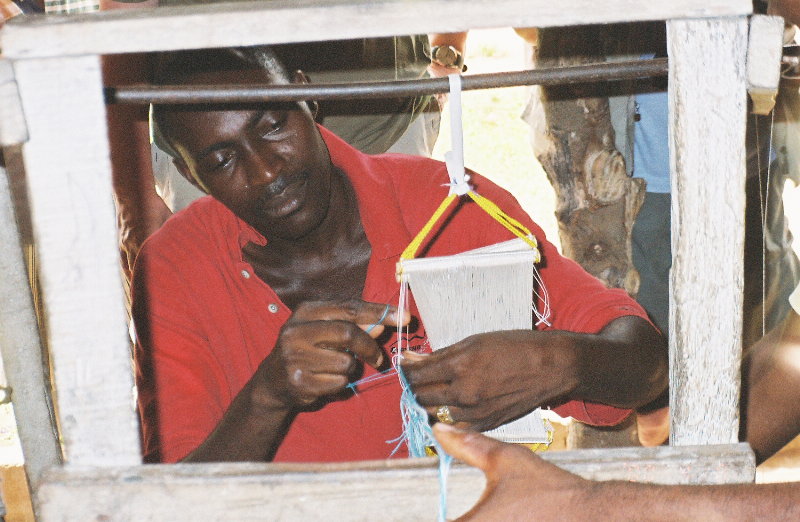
[434,423,541,481]
[294,300,410,329]
[400,349,452,386]
[358,323,385,339]
[402,351,427,362]
[306,320,385,369]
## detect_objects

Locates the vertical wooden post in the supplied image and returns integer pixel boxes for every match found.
[12,55,141,466]
[0,156,62,487]
[0,59,61,487]
[667,17,748,446]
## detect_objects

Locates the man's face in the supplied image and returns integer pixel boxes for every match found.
[164,68,333,241]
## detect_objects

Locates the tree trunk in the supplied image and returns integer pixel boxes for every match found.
[532,25,645,296]
[531,25,646,448]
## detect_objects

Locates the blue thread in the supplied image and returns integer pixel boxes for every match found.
[364,304,391,334]
[345,305,393,395]
[396,364,452,522]
[345,368,398,395]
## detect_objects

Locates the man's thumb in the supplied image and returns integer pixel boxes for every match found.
[433,423,502,472]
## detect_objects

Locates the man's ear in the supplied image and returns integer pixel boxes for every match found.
[173,157,209,194]
[293,69,322,123]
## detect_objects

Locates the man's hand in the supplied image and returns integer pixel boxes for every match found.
[402,330,578,431]
[254,300,409,411]
[182,300,409,462]
[402,316,667,430]
[433,423,589,521]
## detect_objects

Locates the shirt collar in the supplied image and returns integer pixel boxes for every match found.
[318,125,410,261]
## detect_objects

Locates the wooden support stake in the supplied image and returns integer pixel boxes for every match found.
[667,17,748,446]
[0,154,61,487]
[0,60,29,146]
[12,55,140,466]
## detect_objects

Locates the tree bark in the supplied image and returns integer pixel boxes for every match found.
[530,25,646,448]
[532,25,645,296]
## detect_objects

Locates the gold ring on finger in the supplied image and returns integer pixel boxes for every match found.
[436,405,455,424]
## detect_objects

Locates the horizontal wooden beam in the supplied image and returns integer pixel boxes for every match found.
[35,444,755,520]
[2,0,752,59]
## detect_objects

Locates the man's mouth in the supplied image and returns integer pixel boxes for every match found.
[258,173,309,218]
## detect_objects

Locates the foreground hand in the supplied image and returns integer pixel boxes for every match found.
[433,423,589,521]
[401,330,577,431]
[257,300,409,410]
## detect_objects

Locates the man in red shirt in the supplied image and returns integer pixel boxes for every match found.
[133,47,667,463]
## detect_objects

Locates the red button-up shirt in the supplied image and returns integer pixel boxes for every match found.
[133,126,647,463]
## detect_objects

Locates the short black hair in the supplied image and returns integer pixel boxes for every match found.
[149,46,292,159]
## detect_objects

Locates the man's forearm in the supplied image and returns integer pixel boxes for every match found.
[569,315,668,409]
[742,309,800,463]
[180,374,295,463]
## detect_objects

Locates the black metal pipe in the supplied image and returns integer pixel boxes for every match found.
[105,58,668,105]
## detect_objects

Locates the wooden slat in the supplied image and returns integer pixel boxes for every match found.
[35,444,754,521]
[746,15,785,115]
[667,17,748,446]
[12,55,140,466]
[0,158,62,487]
[1,0,752,59]
[0,60,28,146]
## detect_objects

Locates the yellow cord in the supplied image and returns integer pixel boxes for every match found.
[467,192,538,250]
[400,194,458,262]
[398,190,538,273]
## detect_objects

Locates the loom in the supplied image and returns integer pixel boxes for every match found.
[397,236,552,445]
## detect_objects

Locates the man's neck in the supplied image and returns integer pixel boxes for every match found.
[242,167,371,310]
[261,166,363,257]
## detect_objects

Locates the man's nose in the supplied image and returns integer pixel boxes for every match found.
[245,145,285,187]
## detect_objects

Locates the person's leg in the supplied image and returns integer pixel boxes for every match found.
[631,191,671,336]
[385,110,442,157]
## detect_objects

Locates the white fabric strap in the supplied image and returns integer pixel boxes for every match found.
[444,74,471,196]
[790,282,800,315]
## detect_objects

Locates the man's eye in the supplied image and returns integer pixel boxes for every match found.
[259,113,288,138]
[205,152,234,173]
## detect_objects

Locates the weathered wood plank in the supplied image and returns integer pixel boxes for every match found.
[0,153,62,488]
[12,55,140,466]
[667,17,748,446]
[2,0,751,59]
[0,60,28,146]
[35,444,754,521]
[746,15,785,115]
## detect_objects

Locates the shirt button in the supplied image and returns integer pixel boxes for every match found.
[241,270,250,279]
[268,303,279,313]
